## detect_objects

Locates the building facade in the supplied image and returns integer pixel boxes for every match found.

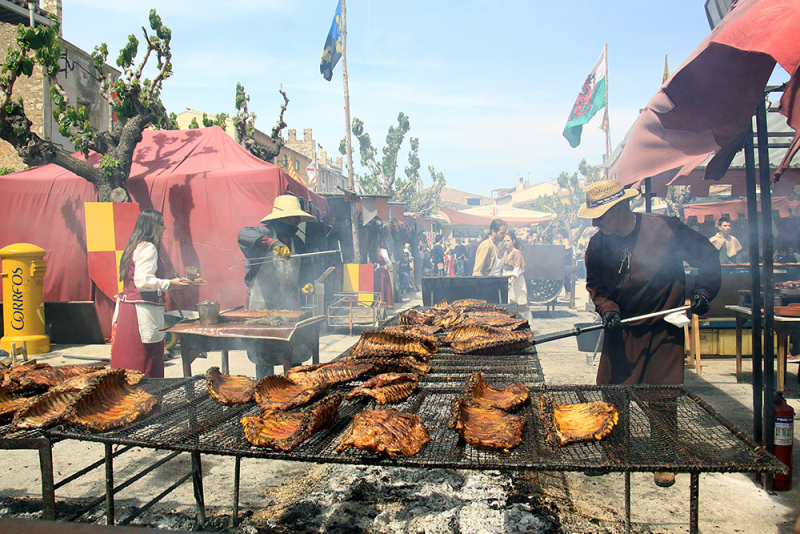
[0,0,118,171]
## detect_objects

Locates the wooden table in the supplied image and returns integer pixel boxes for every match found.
[725,305,800,390]
[164,316,324,377]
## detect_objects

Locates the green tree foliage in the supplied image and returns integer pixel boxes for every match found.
[188,117,199,129]
[231,83,289,162]
[339,112,445,217]
[0,10,174,201]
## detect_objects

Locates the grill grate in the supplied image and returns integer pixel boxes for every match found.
[47,378,785,474]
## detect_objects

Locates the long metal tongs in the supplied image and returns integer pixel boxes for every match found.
[229,241,343,270]
[532,305,691,346]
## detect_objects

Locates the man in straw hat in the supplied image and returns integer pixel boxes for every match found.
[238,194,315,376]
[579,178,721,488]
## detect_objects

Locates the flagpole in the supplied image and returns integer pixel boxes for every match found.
[341,0,360,262]
[604,42,611,161]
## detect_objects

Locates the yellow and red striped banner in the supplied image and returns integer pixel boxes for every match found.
[343,263,375,304]
[85,202,141,298]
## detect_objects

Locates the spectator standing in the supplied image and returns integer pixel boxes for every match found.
[399,251,413,293]
[709,216,743,264]
[422,249,433,276]
[454,238,467,276]
[444,243,456,277]
[502,232,531,322]
[466,239,478,275]
[431,235,445,276]
[473,219,508,276]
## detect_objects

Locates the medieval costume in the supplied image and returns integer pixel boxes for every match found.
[585,213,721,385]
[372,246,394,309]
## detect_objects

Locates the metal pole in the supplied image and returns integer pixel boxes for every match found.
[756,96,775,456]
[689,472,699,534]
[644,177,652,213]
[38,441,55,521]
[233,456,241,527]
[191,451,206,526]
[744,121,763,443]
[624,471,631,534]
[105,443,114,525]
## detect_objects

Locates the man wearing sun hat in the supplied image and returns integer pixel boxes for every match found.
[579,178,721,488]
[238,194,316,376]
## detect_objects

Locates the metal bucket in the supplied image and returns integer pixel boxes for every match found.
[197,301,220,325]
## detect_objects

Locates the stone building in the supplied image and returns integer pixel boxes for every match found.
[0,0,119,171]
[282,128,347,195]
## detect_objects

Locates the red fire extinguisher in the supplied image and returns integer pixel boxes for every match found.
[773,391,794,491]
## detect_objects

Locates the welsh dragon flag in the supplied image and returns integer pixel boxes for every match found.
[563,48,607,148]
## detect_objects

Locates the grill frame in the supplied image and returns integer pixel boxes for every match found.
[45,377,785,475]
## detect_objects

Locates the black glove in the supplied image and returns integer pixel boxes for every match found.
[691,293,710,316]
[602,311,622,332]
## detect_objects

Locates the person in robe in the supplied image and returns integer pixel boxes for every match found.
[502,232,531,322]
[709,215,743,263]
[370,235,394,309]
[580,179,721,488]
[237,194,315,377]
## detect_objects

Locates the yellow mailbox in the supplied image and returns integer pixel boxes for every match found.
[1,243,49,354]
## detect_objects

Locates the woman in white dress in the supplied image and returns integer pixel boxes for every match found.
[502,233,531,323]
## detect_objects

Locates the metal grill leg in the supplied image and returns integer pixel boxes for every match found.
[233,456,241,527]
[624,471,631,534]
[105,443,114,525]
[38,440,55,521]
[221,350,230,374]
[690,472,699,534]
[191,451,206,527]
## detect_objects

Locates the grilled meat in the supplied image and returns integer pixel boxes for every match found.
[12,371,109,430]
[14,365,106,391]
[254,375,328,412]
[538,394,619,447]
[439,308,464,329]
[399,308,435,326]
[0,388,30,420]
[461,313,529,330]
[350,330,436,360]
[1,363,51,391]
[451,330,533,355]
[285,362,373,388]
[448,397,525,453]
[381,325,442,347]
[444,324,507,344]
[344,373,418,404]
[336,408,430,458]
[241,394,342,450]
[463,372,529,411]
[451,300,509,314]
[66,369,157,432]
[206,367,256,405]
[342,356,431,376]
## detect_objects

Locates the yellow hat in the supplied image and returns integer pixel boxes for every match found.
[261,194,316,224]
[577,179,640,219]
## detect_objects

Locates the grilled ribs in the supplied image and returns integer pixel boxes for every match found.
[241,394,342,451]
[206,367,256,405]
[538,394,619,447]
[461,313,529,330]
[462,372,529,411]
[254,375,328,412]
[0,388,30,420]
[285,362,373,388]
[448,397,525,453]
[341,356,431,376]
[399,308,435,326]
[350,330,436,360]
[66,369,157,432]
[12,371,112,430]
[444,324,507,344]
[336,408,430,458]
[451,330,533,355]
[344,373,419,404]
[381,325,442,347]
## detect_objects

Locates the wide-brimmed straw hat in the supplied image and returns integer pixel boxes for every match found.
[577,179,640,219]
[260,194,316,224]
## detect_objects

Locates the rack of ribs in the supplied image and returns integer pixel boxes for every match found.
[254,375,328,412]
[285,362,374,388]
[66,369,157,432]
[448,397,526,453]
[350,330,436,361]
[206,367,256,405]
[340,356,431,376]
[344,373,419,404]
[462,372,529,411]
[450,329,533,355]
[538,394,619,447]
[241,394,342,450]
[336,408,430,458]
[381,325,442,347]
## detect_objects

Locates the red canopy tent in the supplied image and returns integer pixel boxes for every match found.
[0,126,330,340]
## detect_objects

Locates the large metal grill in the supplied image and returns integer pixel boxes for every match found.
[46,377,784,475]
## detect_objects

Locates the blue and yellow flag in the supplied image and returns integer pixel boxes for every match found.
[320,0,343,81]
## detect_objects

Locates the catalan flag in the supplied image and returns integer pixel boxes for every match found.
[84,202,141,298]
[286,161,305,185]
[320,0,343,81]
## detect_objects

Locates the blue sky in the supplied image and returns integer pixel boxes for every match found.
[61,1,787,197]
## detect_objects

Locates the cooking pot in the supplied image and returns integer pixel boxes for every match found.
[197,300,220,325]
